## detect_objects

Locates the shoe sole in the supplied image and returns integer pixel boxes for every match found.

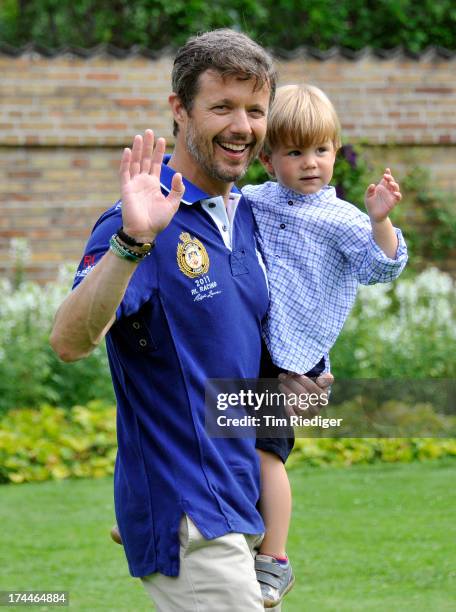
[110,528,123,545]
[263,574,296,608]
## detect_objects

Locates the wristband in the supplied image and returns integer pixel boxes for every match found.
[109,235,147,263]
[117,226,155,254]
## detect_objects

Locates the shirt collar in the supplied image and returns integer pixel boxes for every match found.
[161,154,241,205]
[279,183,336,205]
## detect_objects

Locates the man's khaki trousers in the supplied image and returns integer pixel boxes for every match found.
[141,515,282,611]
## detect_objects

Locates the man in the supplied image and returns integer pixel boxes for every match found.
[50,29,331,611]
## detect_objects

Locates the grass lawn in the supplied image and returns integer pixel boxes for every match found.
[1,461,455,611]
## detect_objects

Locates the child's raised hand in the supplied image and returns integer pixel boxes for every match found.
[365,168,402,223]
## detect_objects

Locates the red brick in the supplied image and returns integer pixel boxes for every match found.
[0,230,24,238]
[72,159,90,168]
[95,123,128,130]
[8,171,42,179]
[86,73,119,81]
[415,87,452,94]
[7,193,32,201]
[116,98,152,108]
[366,87,399,94]
[397,123,427,129]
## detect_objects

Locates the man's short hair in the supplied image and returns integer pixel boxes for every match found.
[265,84,342,152]
[171,29,277,136]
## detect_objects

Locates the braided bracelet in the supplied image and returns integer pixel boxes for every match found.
[109,234,148,263]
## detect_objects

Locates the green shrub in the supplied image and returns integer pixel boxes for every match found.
[0,265,114,416]
[288,437,456,469]
[1,1,454,52]
[1,402,455,484]
[331,267,456,379]
[396,166,456,267]
[0,401,116,484]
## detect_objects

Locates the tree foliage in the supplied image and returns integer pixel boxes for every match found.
[0,0,455,52]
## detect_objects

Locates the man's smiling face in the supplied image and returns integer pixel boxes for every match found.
[183,69,270,186]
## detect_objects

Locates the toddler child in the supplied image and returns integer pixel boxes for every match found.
[242,83,408,607]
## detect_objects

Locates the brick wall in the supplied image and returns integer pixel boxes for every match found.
[0,49,455,282]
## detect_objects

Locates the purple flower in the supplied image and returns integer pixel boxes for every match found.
[335,184,345,199]
[340,144,357,169]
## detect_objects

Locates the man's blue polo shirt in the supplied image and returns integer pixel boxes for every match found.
[72,160,269,578]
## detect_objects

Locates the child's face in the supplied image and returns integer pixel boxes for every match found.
[263,141,336,195]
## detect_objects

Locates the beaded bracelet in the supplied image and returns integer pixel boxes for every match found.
[109,234,147,263]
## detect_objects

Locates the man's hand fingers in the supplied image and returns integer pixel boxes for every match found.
[316,372,334,389]
[277,372,333,417]
[151,137,166,177]
[278,373,323,396]
[277,385,298,418]
[278,382,320,417]
[141,129,155,174]
[119,147,131,186]
[130,134,143,178]
[167,172,185,211]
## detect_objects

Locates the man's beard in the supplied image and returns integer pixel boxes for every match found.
[185,120,257,183]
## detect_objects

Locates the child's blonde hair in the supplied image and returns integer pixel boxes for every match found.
[265,84,342,152]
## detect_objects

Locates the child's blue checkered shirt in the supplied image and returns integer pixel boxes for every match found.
[242,182,408,374]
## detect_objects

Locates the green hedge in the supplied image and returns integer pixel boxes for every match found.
[1,1,455,52]
[331,267,456,379]
[288,437,456,469]
[1,402,455,484]
[0,264,114,416]
[0,401,117,484]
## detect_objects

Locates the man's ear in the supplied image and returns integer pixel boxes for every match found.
[169,93,188,130]
[259,150,275,177]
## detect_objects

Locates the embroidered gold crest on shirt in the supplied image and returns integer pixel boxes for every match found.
[177,232,210,278]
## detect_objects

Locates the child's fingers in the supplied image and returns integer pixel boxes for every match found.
[383,175,400,191]
[383,172,396,183]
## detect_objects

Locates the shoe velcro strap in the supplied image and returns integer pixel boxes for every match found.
[255,570,281,589]
[254,560,283,578]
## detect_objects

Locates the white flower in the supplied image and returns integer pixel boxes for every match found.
[9,237,32,263]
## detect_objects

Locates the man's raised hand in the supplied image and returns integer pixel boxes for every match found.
[119,130,185,241]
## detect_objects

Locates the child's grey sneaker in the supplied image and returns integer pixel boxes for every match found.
[255,554,295,608]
